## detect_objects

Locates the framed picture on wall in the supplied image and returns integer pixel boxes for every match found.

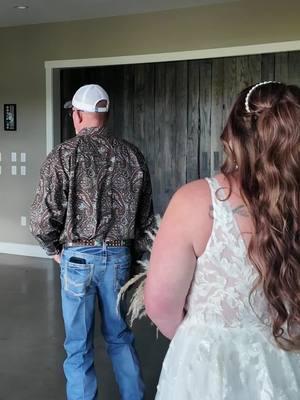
[4,104,17,131]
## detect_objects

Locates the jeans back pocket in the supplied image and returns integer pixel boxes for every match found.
[62,256,94,297]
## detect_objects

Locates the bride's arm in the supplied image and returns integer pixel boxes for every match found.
[144,179,211,339]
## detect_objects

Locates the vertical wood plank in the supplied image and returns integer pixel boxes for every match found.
[60,69,74,141]
[261,54,275,81]
[288,51,300,86]
[187,60,200,182]
[111,65,125,138]
[211,58,224,176]
[143,63,155,199]
[164,62,176,209]
[236,55,261,92]
[199,60,212,178]
[223,57,237,128]
[275,53,289,83]
[174,61,188,188]
[105,65,119,135]
[154,63,166,213]
[236,56,250,92]
[133,64,145,150]
[123,65,134,142]
[248,54,262,85]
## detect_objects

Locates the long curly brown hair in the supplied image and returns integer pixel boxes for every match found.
[221,82,300,351]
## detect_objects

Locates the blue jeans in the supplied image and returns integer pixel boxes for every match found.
[60,245,144,400]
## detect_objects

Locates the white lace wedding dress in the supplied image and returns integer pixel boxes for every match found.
[155,177,300,400]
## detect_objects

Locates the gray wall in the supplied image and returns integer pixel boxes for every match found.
[0,0,300,247]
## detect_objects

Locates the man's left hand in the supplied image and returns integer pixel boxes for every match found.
[53,254,61,264]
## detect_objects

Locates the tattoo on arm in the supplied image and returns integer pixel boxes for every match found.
[232,205,249,217]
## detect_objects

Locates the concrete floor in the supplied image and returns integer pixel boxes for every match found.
[0,254,168,400]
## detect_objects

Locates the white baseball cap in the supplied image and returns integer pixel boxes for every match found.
[64,84,110,112]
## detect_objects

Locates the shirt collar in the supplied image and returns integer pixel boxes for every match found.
[78,125,108,137]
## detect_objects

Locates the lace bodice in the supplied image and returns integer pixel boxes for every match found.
[156,178,300,400]
[185,177,270,330]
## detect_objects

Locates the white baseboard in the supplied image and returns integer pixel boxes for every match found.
[0,242,50,258]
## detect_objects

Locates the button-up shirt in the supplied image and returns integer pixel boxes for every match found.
[30,126,154,259]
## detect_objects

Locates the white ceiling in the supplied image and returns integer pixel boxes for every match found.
[0,0,237,27]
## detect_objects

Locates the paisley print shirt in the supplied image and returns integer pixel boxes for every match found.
[30,126,155,258]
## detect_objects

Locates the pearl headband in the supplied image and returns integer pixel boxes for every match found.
[245,81,280,113]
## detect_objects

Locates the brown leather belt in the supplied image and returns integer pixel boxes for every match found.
[65,239,132,248]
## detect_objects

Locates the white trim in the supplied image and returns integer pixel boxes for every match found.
[45,39,300,153]
[45,40,300,69]
[0,242,50,258]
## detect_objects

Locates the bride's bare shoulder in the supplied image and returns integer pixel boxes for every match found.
[165,178,211,223]
[169,178,211,210]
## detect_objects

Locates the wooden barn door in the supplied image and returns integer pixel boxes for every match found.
[61,51,300,213]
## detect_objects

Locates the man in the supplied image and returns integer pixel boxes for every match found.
[30,84,154,400]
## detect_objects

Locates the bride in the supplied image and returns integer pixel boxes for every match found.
[145,81,300,399]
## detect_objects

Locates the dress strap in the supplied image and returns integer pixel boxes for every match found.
[205,177,228,220]
[205,177,248,255]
